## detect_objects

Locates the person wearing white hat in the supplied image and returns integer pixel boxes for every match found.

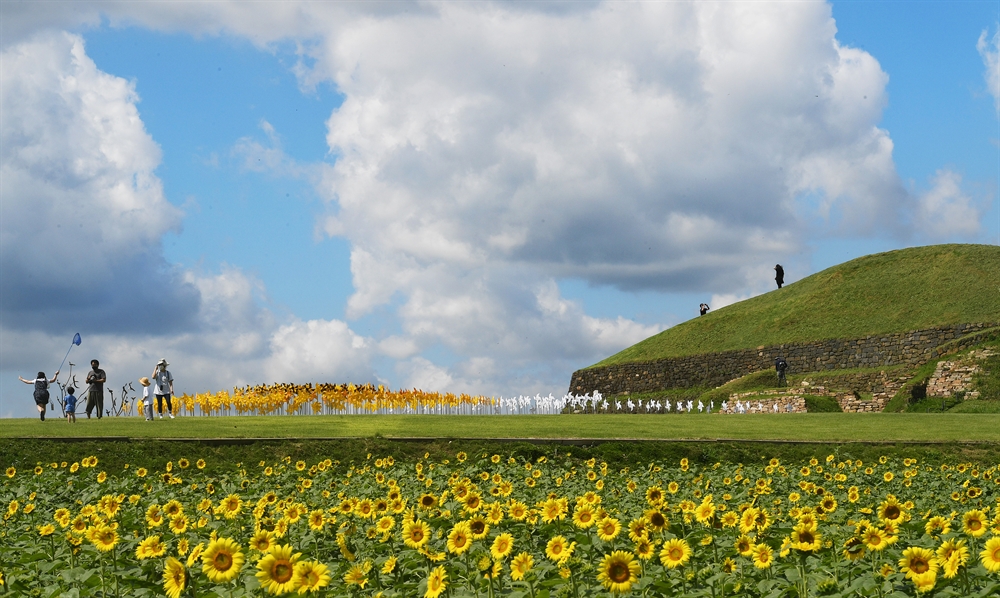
[139,377,154,421]
[151,359,175,419]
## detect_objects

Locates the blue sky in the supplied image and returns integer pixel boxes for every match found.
[1,1,997,418]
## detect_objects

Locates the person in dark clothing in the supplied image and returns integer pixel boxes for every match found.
[19,370,59,421]
[774,264,785,289]
[699,303,710,316]
[775,357,788,385]
[85,359,106,419]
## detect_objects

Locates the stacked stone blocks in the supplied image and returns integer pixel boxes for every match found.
[570,323,996,399]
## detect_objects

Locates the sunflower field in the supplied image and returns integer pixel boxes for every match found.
[3,451,1000,597]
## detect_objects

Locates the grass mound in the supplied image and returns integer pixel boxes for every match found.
[594,244,1000,367]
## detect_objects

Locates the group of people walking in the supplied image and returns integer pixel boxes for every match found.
[18,359,175,422]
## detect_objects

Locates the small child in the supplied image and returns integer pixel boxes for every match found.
[140,377,154,421]
[64,387,77,423]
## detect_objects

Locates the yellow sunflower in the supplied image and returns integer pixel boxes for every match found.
[646,510,668,532]
[877,496,906,523]
[860,526,888,551]
[752,543,774,569]
[250,530,274,553]
[256,544,300,595]
[936,539,969,572]
[135,535,166,560]
[790,523,822,552]
[342,563,369,588]
[596,517,622,542]
[981,537,1000,573]
[597,550,641,594]
[962,509,988,537]
[694,500,715,525]
[659,538,691,569]
[162,557,186,598]
[633,536,655,560]
[202,537,244,584]
[425,565,448,598]
[510,552,534,581]
[381,555,398,575]
[490,533,514,560]
[924,516,951,538]
[546,535,575,563]
[899,546,938,581]
[572,505,597,529]
[186,542,205,567]
[735,534,755,557]
[90,525,118,552]
[447,523,473,555]
[402,520,431,549]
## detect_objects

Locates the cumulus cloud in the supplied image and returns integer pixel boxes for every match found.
[914,170,981,238]
[267,319,375,383]
[978,27,1000,115]
[0,31,199,334]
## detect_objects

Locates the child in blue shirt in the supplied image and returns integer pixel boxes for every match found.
[64,387,77,423]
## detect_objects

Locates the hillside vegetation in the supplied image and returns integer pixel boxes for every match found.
[594,244,1000,367]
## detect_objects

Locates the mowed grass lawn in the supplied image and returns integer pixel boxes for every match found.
[3,413,1000,442]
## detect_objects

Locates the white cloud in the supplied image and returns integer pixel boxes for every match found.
[914,170,981,238]
[978,27,1000,115]
[267,319,375,383]
[0,31,197,333]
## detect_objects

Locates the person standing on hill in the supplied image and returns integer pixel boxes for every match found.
[152,359,175,419]
[774,264,785,289]
[699,303,710,316]
[85,359,106,419]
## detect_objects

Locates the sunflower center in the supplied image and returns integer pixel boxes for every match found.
[273,562,293,583]
[669,548,682,560]
[969,520,982,530]
[214,552,232,570]
[911,559,929,574]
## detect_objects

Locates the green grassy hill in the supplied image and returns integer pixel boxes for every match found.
[594,244,1000,367]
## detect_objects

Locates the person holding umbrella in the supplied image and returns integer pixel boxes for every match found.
[152,359,175,419]
[18,370,59,421]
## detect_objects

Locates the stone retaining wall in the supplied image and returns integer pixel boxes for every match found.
[569,323,996,397]
[926,348,996,399]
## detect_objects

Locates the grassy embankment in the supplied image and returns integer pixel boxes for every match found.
[594,244,1000,365]
[587,244,1000,412]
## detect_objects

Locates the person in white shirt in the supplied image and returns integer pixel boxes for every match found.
[139,377,154,421]
[151,359,175,419]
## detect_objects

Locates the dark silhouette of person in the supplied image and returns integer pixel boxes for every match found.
[775,356,788,385]
[774,264,784,289]
[699,303,710,316]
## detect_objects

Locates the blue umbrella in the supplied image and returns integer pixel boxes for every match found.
[56,333,82,375]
